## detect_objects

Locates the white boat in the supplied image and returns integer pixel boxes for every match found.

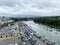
[57,44,58,45]
[15,43,18,45]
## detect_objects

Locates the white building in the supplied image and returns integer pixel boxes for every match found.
[0,17,14,25]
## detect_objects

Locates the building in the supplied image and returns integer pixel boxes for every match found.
[0,16,14,25]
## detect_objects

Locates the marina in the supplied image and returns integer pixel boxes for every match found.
[0,21,59,45]
[17,21,56,45]
[24,21,60,45]
[0,0,60,45]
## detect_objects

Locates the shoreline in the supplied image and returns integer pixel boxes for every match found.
[34,21,60,32]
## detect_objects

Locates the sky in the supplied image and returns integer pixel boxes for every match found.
[0,0,60,17]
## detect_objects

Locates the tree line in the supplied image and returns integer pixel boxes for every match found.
[33,16,60,29]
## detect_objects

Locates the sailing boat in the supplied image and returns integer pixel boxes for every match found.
[15,43,18,45]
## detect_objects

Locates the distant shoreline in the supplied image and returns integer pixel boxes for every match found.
[33,17,60,31]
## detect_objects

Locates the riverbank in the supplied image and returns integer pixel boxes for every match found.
[33,17,60,31]
[34,22,60,32]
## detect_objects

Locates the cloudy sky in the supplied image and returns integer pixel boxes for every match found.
[0,0,60,17]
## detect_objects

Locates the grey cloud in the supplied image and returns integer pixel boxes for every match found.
[0,0,59,8]
[0,0,60,16]
[0,0,20,7]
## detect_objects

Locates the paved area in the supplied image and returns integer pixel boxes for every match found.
[0,38,18,45]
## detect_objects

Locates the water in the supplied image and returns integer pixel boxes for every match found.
[24,21,60,44]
